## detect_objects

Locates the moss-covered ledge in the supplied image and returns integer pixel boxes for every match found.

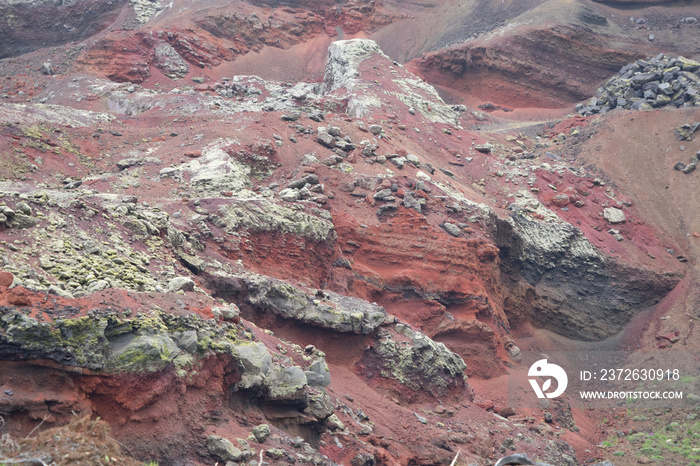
[0,307,250,372]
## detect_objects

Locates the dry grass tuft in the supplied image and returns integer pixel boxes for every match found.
[0,416,143,466]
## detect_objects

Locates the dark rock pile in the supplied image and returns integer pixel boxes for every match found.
[576,54,700,115]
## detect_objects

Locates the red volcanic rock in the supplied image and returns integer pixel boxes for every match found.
[7,288,30,306]
[494,406,516,417]
[77,28,234,83]
[324,1,404,35]
[184,150,202,158]
[656,331,680,344]
[0,271,14,287]
[475,399,495,410]
[76,32,153,83]
[195,8,325,52]
[552,193,571,207]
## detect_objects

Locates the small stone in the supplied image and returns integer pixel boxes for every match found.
[552,194,570,207]
[326,414,345,431]
[317,131,336,148]
[191,77,205,84]
[207,435,244,462]
[41,62,55,75]
[441,222,461,237]
[390,157,406,169]
[604,207,626,224]
[474,144,492,153]
[15,202,31,216]
[414,413,428,424]
[0,272,14,287]
[279,188,300,202]
[367,124,383,135]
[87,280,110,294]
[281,112,301,121]
[117,158,141,170]
[252,424,271,443]
[265,448,284,459]
[405,153,420,166]
[167,276,195,292]
[220,303,240,322]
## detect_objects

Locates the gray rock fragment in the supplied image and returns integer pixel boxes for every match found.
[441,222,461,237]
[167,276,195,292]
[603,207,626,224]
[207,436,245,462]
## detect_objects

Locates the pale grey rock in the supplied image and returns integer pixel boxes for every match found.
[217,199,335,242]
[86,279,110,294]
[207,436,245,462]
[234,342,272,390]
[405,153,420,166]
[603,207,626,224]
[154,43,189,79]
[402,191,421,213]
[303,391,334,420]
[317,130,336,148]
[390,156,406,169]
[304,357,331,387]
[441,222,461,237]
[41,62,54,75]
[321,39,389,94]
[372,325,467,394]
[252,424,271,443]
[167,276,195,292]
[108,333,179,372]
[267,365,307,399]
[279,188,300,202]
[243,275,386,333]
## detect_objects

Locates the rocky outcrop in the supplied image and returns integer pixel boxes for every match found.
[321,39,389,95]
[577,54,700,115]
[195,8,325,52]
[76,29,234,83]
[492,212,681,340]
[359,322,469,397]
[0,308,230,372]
[321,38,462,123]
[324,0,403,35]
[211,273,387,334]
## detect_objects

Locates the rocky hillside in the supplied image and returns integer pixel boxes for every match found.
[0,0,699,465]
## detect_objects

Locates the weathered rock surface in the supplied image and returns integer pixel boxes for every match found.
[236,274,387,334]
[360,322,469,397]
[492,212,680,340]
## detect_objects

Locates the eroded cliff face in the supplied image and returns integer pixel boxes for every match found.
[410,25,649,108]
[0,0,126,59]
[0,0,698,464]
